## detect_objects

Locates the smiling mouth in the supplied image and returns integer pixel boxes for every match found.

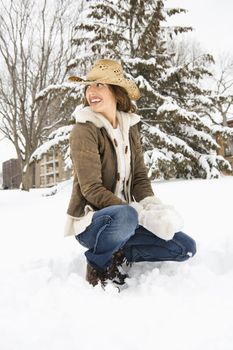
[89,97,102,104]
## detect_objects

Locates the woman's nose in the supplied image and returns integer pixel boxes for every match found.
[87,84,97,92]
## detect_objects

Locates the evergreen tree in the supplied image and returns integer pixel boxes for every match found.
[69,0,231,178]
[34,0,232,179]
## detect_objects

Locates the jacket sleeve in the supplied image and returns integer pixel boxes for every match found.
[70,122,126,209]
[131,125,154,202]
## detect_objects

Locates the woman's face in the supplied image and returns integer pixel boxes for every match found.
[85,83,116,116]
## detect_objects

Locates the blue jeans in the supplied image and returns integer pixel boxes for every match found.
[76,205,197,270]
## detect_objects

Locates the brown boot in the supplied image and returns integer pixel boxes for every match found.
[112,249,126,266]
[106,264,128,285]
[107,250,129,285]
[86,263,106,287]
[86,262,127,288]
[86,250,130,288]
[113,249,132,268]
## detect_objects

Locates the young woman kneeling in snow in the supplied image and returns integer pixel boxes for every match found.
[65,59,196,288]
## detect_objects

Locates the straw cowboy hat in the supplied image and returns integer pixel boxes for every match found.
[68,59,140,100]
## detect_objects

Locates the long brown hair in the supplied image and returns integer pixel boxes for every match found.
[83,84,137,113]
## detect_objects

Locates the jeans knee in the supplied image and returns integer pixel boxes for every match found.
[110,205,138,240]
[187,237,197,257]
[174,232,197,259]
[125,205,138,222]
[112,205,137,224]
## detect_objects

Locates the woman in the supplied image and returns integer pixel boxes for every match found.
[65,59,196,288]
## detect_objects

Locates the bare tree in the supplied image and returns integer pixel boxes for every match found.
[168,36,206,66]
[209,54,233,126]
[169,39,233,124]
[0,0,79,190]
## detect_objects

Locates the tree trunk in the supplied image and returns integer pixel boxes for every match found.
[21,163,34,191]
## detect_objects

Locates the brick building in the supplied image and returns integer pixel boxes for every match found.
[2,158,22,189]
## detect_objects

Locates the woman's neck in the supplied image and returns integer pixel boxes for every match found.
[101,107,118,128]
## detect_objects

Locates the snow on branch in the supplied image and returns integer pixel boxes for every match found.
[157,100,212,129]
[169,135,196,158]
[29,125,73,163]
[211,125,233,138]
[198,154,231,178]
[124,57,157,66]
[160,66,183,80]
[48,125,73,141]
[193,95,213,106]
[35,82,82,101]
[180,125,219,148]
[142,123,174,147]
[136,75,156,92]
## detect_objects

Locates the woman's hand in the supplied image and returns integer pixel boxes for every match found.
[138,204,183,241]
[130,197,183,241]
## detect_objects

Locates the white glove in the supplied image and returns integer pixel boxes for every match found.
[139,205,183,240]
[139,196,162,209]
[130,197,183,241]
[129,201,143,215]
[130,196,161,215]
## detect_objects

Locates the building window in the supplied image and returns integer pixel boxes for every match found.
[40,176,46,186]
[40,148,59,187]
[224,140,233,157]
[40,165,45,175]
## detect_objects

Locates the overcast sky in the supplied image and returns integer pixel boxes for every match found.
[166,0,233,56]
[1,0,233,170]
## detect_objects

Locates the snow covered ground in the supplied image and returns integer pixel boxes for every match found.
[1,177,233,350]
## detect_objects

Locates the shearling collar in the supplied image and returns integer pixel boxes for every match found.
[72,106,140,142]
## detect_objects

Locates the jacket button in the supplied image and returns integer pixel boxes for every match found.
[125,145,128,154]
[113,138,118,147]
[117,173,120,181]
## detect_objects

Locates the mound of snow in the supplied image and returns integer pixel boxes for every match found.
[0,177,233,350]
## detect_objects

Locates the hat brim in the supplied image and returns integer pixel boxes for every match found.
[68,76,140,100]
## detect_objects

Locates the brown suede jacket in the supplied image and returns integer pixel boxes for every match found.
[66,107,154,221]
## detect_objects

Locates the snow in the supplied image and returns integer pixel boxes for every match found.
[1,177,233,349]
[194,95,213,105]
[180,125,219,148]
[143,125,174,147]
[30,125,73,163]
[157,100,179,113]
[35,82,82,100]
[169,135,196,157]
[212,124,233,137]
[160,66,183,80]
[136,75,156,92]
[125,57,157,66]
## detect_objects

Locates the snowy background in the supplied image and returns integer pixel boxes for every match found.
[1,0,233,173]
[1,1,233,349]
[1,178,233,350]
